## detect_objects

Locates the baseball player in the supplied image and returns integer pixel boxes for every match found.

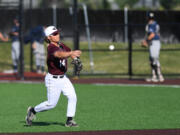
[28,26,46,74]
[144,12,164,82]
[9,17,20,73]
[25,26,82,127]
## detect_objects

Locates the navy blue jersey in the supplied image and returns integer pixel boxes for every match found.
[24,26,45,44]
[30,26,45,44]
[146,21,160,40]
[11,25,19,42]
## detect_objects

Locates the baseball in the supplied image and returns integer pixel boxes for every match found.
[109,45,115,51]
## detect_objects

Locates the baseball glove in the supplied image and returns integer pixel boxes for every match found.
[141,40,148,48]
[71,57,83,75]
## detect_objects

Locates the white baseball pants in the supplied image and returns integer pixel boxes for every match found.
[11,41,20,67]
[34,73,77,117]
[149,40,161,66]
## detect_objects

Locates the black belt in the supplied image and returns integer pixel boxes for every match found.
[52,75,64,79]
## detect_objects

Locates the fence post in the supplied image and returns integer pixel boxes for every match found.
[19,0,24,80]
[82,3,94,72]
[124,6,128,43]
[52,4,57,28]
[128,24,132,79]
[29,0,34,72]
[73,0,79,76]
[73,0,79,50]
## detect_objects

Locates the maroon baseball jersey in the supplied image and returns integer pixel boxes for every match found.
[47,42,71,75]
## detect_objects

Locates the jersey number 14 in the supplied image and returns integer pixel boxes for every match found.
[59,59,66,68]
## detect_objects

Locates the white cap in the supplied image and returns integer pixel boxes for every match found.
[44,26,58,37]
[149,12,154,18]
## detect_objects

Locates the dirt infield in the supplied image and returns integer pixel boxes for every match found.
[1,129,180,135]
[0,72,180,85]
[0,72,180,135]
[71,78,180,85]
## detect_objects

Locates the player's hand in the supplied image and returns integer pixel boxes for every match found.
[141,40,148,48]
[13,32,19,36]
[71,50,82,58]
[32,42,37,49]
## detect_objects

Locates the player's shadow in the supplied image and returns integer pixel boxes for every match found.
[32,121,65,126]
[21,121,64,127]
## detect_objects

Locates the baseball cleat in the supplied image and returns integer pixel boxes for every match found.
[146,76,159,82]
[151,78,159,82]
[65,120,78,127]
[25,106,36,126]
[159,75,165,82]
[145,78,152,82]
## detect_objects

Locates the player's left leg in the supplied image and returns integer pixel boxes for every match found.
[39,43,45,74]
[33,42,41,73]
[148,40,164,82]
[147,43,159,82]
[62,75,78,127]
[152,40,164,82]
[40,55,45,74]
[156,60,164,82]
[34,74,62,112]
[25,106,36,126]
[26,73,62,126]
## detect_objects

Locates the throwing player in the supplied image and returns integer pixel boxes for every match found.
[144,12,164,82]
[25,26,82,127]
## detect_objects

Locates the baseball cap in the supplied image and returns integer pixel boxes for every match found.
[44,26,58,37]
[148,12,154,19]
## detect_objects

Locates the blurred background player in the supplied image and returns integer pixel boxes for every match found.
[145,12,164,82]
[29,25,46,74]
[9,17,20,73]
[0,32,8,42]
[25,26,82,127]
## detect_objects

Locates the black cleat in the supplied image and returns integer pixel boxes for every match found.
[65,120,78,127]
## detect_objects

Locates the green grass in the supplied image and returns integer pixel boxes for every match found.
[0,41,180,77]
[0,82,180,133]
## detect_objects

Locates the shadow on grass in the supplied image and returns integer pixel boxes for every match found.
[21,121,65,127]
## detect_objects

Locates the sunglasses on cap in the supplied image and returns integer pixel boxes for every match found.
[50,31,59,36]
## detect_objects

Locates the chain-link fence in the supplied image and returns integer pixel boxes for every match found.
[0,2,180,78]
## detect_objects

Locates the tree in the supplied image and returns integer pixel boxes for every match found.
[159,0,179,10]
[102,0,110,9]
[115,0,139,9]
